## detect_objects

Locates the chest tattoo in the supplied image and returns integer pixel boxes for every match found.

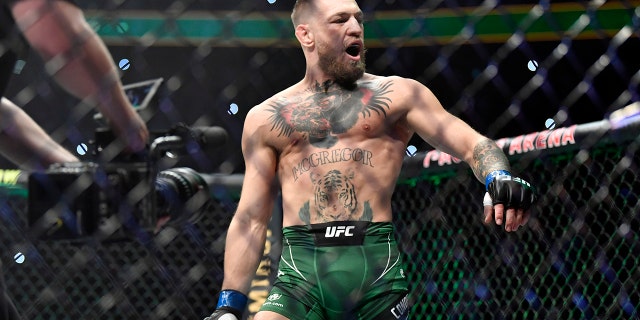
[268,80,393,148]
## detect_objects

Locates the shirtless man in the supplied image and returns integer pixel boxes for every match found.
[206,0,535,319]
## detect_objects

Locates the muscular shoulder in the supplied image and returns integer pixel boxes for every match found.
[242,90,296,150]
[362,73,424,100]
[362,73,419,86]
[244,89,293,131]
[358,74,428,119]
[242,102,272,141]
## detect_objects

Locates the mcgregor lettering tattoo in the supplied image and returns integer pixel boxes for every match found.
[292,147,374,181]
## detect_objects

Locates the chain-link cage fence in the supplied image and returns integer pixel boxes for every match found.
[1,0,639,319]
[396,116,640,319]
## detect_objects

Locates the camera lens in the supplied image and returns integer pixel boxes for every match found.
[155,167,209,222]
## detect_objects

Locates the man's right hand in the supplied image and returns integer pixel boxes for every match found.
[203,308,240,320]
[203,290,247,320]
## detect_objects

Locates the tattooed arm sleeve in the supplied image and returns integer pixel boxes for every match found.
[470,138,511,183]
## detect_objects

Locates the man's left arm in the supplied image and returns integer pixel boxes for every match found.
[402,78,536,232]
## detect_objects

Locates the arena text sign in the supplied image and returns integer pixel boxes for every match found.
[423,125,577,168]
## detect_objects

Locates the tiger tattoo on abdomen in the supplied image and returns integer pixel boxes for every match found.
[298,169,372,225]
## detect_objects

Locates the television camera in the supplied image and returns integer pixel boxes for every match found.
[26,79,229,241]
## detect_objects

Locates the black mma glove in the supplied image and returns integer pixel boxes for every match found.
[485,170,536,210]
[203,290,247,320]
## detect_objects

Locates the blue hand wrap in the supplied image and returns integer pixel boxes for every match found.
[485,170,511,190]
[216,290,248,311]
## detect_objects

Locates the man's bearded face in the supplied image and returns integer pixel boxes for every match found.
[317,40,366,86]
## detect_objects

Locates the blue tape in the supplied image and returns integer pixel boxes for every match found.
[216,290,248,310]
[485,170,511,190]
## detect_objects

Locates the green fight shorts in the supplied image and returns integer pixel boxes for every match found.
[259,221,410,319]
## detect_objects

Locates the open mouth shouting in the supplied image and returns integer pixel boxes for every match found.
[345,41,363,60]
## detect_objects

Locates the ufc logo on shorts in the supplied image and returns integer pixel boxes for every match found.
[325,225,355,237]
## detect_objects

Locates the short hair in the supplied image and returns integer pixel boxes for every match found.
[291,0,314,26]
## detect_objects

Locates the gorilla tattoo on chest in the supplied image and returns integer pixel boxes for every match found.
[268,80,393,148]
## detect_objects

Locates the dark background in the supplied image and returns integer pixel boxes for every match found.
[1,1,639,319]
[3,0,638,174]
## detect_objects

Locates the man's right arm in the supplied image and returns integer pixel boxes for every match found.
[207,108,278,319]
